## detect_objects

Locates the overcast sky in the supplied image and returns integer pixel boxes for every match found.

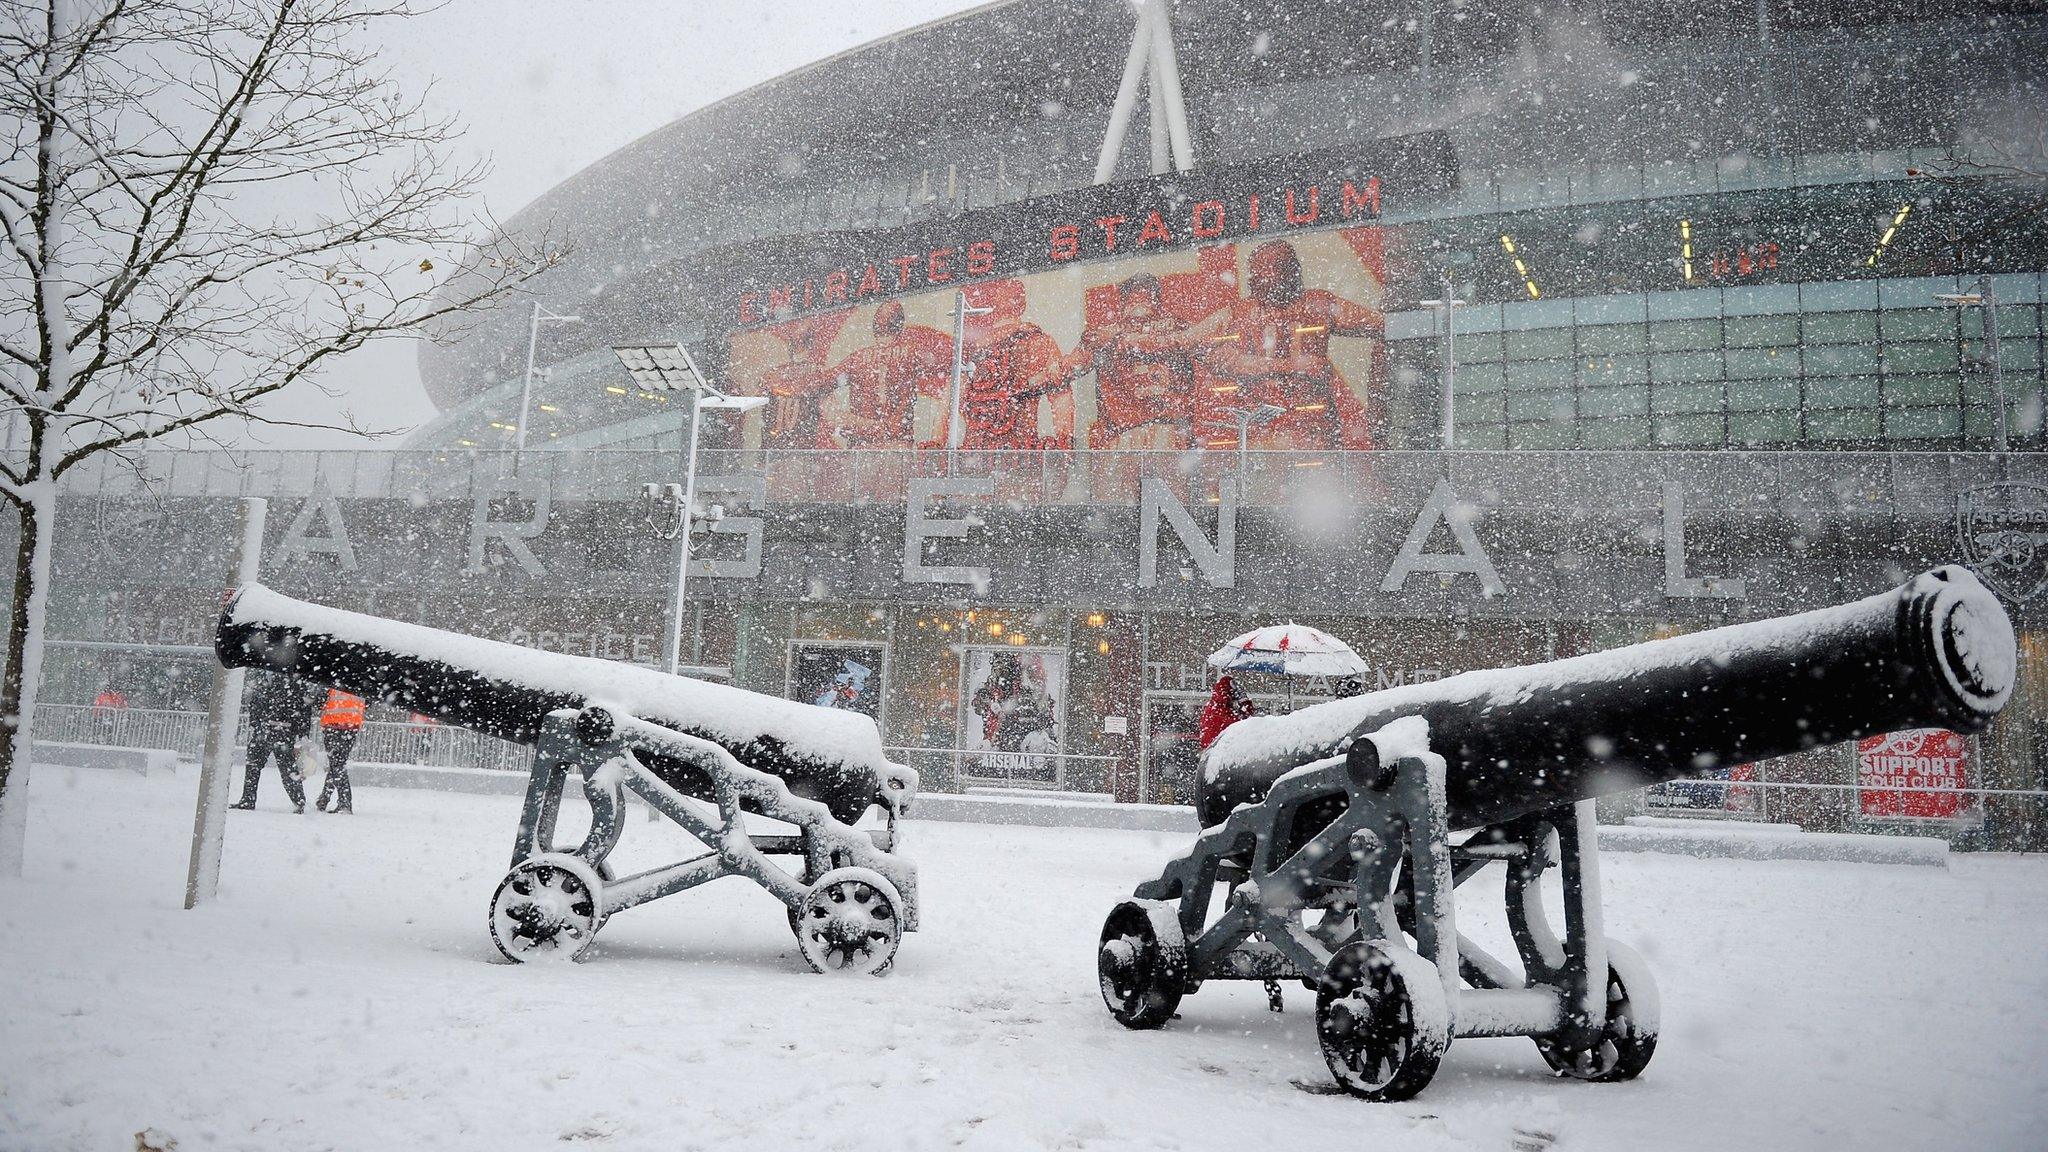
[262,0,990,449]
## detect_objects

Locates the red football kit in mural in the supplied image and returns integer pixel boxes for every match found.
[1197,240,1384,450]
[829,302,953,447]
[958,280,1074,450]
[1072,273,1196,450]
[762,358,838,449]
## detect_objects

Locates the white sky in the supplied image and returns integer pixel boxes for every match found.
[258,0,991,449]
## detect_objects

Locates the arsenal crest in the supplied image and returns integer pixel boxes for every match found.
[1957,481,2048,601]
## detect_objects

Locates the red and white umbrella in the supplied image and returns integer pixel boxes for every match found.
[1207,624,1368,679]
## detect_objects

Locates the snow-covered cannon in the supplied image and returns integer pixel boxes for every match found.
[1098,567,2015,1099]
[216,585,919,974]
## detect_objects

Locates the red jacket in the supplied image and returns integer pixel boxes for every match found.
[1197,675,1254,749]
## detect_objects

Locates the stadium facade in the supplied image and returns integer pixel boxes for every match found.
[43,0,2048,843]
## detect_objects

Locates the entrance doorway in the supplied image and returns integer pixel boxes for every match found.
[1140,693,1207,806]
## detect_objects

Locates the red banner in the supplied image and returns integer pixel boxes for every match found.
[1857,729,1970,820]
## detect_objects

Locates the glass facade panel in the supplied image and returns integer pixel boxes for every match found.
[1806,344,1880,375]
[1653,382,1724,413]
[1885,407,1961,439]
[1506,359,1576,389]
[1453,392,1505,423]
[1729,411,1802,444]
[1804,312,1879,344]
[1655,414,1726,445]
[1580,417,1650,447]
[1650,351,1724,383]
[1580,356,1647,386]
[1728,380,1800,411]
[1648,319,1722,351]
[1807,409,1881,440]
[1453,364,1507,393]
[1580,386,1648,418]
[1883,309,1960,342]
[1503,328,1574,360]
[1457,332,1505,362]
[1508,421,1577,448]
[1507,391,1574,421]
[1578,323,1646,355]
[1808,376,1881,409]
[1883,342,1960,374]
[1725,315,1799,346]
[1724,347,1800,378]
[1885,374,1961,407]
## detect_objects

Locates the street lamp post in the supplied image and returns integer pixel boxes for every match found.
[943,291,993,462]
[1419,273,1467,450]
[516,302,581,466]
[1935,277,2007,455]
[612,345,767,675]
[1224,402,1285,473]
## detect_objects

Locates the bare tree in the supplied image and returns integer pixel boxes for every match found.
[0,0,558,871]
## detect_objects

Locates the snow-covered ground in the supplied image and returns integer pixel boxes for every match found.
[3,764,2045,1152]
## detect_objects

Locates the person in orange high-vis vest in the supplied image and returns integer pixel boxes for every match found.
[316,689,365,814]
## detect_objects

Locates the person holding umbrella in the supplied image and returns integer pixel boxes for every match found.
[1198,674,1257,749]
[1206,623,1369,713]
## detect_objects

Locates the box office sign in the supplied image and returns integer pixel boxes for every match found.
[1857,728,1970,821]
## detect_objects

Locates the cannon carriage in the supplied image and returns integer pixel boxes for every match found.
[216,585,919,974]
[1099,566,2016,1098]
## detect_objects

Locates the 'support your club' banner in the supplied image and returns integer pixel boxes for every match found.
[1857,728,1971,820]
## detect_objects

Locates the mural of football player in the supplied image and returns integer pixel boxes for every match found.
[1067,272,1198,453]
[821,301,953,448]
[759,317,843,450]
[943,279,1075,451]
[1194,239,1385,451]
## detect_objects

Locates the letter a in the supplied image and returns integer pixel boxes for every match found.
[1380,480,1505,597]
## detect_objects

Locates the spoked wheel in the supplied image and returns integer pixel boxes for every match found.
[489,853,604,963]
[1097,899,1187,1029]
[794,867,903,976]
[1535,940,1660,1083]
[1315,940,1450,1101]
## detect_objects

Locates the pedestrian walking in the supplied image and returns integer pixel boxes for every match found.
[316,688,365,814]
[230,671,318,812]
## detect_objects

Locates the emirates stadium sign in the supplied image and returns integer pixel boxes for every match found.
[702,132,1458,457]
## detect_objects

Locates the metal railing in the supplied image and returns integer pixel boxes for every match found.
[34,705,208,759]
[58,444,2048,517]
[31,705,531,774]
[1637,778,2048,851]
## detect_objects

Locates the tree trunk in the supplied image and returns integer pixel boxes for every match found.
[0,485,56,877]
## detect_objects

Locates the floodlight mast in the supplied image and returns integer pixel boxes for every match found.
[611,345,766,675]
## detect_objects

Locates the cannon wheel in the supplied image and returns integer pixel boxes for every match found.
[793,867,903,976]
[1535,940,1659,1082]
[1315,940,1450,1101]
[1097,899,1186,1029]
[489,853,604,964]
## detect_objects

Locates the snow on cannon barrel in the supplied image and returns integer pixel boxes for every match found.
[215,583,911,824]
[215,585,920,974]
[1200,564,2015,831]
[1100,566,2015,1101]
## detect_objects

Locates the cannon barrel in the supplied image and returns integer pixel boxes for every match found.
[1200,566,2017,829]
[215,585,902,824]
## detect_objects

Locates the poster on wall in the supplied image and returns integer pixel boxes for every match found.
[1857,729,1970,820]
[960,647,1065,782]
[786,641,886,723]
